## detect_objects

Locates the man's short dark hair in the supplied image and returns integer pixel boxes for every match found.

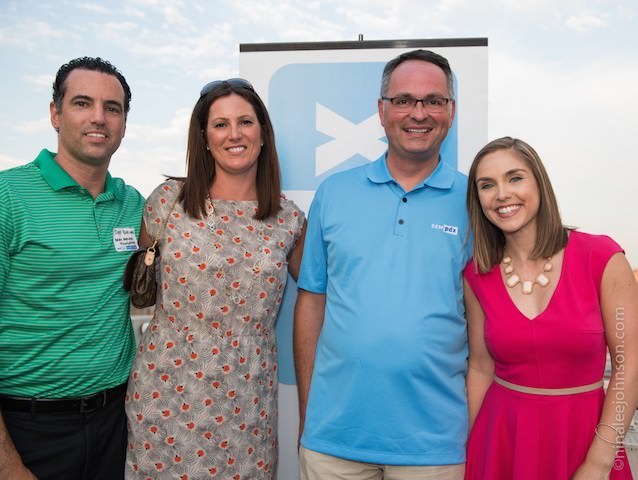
[380,49,454,99]
[52,57,132,114]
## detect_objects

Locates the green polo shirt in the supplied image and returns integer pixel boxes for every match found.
[0,149,144,398]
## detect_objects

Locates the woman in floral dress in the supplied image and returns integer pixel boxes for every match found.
[125,79,305,479]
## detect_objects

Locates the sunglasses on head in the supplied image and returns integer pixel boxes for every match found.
[200,78,254,97]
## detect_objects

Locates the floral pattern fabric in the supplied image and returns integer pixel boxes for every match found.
[125,179,304,479]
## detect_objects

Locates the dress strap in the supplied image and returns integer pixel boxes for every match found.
[493,376,603,396]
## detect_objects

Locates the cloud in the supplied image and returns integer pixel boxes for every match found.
[77,3,110,14]
[25,74,55,89]
[0,153,27,171]
[15,117,52,134]
[0,18,67,49]
[125,107,191,142]
[565,11,608,32]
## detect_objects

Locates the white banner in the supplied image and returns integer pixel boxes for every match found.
[240,38,488,479]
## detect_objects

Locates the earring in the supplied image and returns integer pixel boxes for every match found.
[260,143,264,147]
[206,145,210,151]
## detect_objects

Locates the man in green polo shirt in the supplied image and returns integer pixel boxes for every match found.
[0,57,144,480]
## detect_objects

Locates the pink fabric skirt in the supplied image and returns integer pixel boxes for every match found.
[465,382,633,479]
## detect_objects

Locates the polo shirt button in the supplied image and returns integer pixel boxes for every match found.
[402,197,407,203]
[398,219,404,225]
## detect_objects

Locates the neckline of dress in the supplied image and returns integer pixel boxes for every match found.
[498,232,572,321]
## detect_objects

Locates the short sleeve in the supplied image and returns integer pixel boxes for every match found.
[297,185,328,294]
[585,233,624,291]
[0,177,14,295]
[143,179,182,242]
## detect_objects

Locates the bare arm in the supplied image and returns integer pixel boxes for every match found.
[138,220,153,248]
[573,253,638,479]
[465,278,495,429]
[287,221,307,282]
[0,413,37,479]
[293,289,326,443]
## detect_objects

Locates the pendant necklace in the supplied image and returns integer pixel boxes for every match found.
[502,255,553,295]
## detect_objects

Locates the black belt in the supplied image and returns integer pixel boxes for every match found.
[0,383,127,414]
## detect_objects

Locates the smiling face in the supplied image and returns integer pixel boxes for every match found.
[378,59,455,166]
[475,148,541,238]
[205,93,263,179]
[50,68,127,169]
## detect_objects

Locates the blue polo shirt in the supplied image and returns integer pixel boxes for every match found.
[298,154,471,465]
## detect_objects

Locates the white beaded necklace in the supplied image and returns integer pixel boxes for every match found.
[502,255,553,295]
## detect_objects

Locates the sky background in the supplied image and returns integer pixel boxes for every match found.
[1,0,637,264]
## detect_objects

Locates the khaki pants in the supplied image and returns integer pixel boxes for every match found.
[299,446,465,480]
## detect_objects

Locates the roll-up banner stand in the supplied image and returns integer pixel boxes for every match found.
[240,38,488,479]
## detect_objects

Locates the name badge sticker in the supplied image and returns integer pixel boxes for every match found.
[113,227,139,252]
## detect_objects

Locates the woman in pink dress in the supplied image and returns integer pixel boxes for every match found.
[464,137,638,479]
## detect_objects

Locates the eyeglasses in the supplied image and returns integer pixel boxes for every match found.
[381,95,452,113]
[200,78,254,97]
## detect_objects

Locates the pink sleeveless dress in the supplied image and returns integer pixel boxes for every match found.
[464,231,633,479]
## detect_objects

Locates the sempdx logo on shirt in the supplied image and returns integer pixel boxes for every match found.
[431,223,459,235]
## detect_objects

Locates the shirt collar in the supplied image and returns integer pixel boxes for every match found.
[34,149,118,200]
[366,153,456,190]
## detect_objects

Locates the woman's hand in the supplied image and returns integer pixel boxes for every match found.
[571,458,612,480]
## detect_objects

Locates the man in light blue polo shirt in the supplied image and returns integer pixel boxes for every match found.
[294,49,471,480]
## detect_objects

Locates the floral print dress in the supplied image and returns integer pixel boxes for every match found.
[125,180,304,479]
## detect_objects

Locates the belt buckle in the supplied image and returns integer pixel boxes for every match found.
[79,390,107,413]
